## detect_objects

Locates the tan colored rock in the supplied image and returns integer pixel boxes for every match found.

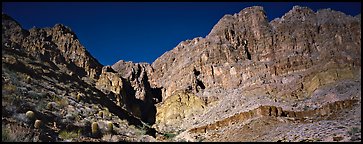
[155,90,206,132]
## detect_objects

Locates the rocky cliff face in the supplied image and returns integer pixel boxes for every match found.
[150,6,360,100]
[2,14,103,81]
[2,13,158,142]
[145,6,361,141]
[95,60,162,124]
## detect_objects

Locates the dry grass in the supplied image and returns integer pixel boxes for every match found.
[3,83,17,93]
[2,124,33,142]
[58,129,81,140]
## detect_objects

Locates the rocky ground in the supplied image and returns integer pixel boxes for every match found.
[2,5,361,142]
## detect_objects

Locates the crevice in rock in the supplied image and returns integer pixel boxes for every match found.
[243,39,252,60]
[193,68,201,76]
[196,79,206,90]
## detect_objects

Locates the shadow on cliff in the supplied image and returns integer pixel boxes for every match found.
[120,73,163,126]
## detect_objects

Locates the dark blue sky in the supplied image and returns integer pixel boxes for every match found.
[2,2,361,66]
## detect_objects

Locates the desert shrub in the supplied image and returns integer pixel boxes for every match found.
[135,125,147,136]
[55,97,69,109]
[3,83,17,93]
[65,113,76,121]
[35,100,48,111]
[106,121,113,134]
[34,120,42,129]
[2,124,32,142]
[59,129,81,140]
[46,102,53,110]
[2,126,10,142]
[25,111,35,121]
[28,91,43,100]
[348,127,361,141]
[163,133,177,139]
[98,111,104,118]
[348,127,360,136]
[76,93,81,102]
[303,105,309,111]
[25,75,31,83]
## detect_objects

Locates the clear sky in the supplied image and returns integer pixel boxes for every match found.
[2,2,361,66]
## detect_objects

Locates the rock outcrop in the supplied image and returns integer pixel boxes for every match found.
[95,60,162,124]
[2,13,103,81]
[2,5,361,142]
[155,90,206,132]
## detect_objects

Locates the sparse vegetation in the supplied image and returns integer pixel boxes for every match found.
[54,97,69,109]
[348,127,360,136]
[163,132,177,139]
[303,105,309,111]
[46,102,53,110]
[135,125,147,136]
[76,93,81,102]
[2,124,33,142]
[35,99,48,111]
[3,83,17,93]
[59,129,81,140]
[347,127,361,141]
[2,126,10,142]
[28,90,46,100]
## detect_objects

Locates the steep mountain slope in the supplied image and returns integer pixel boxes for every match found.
[2,5,361,142]
[2,13,157,142]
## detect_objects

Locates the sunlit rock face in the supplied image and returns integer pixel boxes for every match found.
[148,6,360,136]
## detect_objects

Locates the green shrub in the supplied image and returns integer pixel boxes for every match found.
[348,127,360,136]
[2,126,10,142]
[163,133,177,139]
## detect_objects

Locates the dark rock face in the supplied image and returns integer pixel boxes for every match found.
[2,13,157,142]
[110,60,163,124]
[2,14,103,81]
